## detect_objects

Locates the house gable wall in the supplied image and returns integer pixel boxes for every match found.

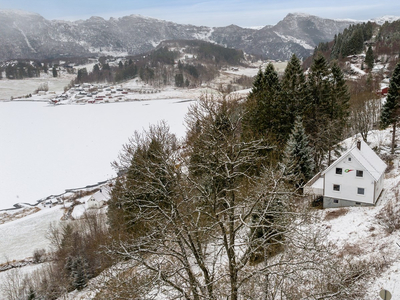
[324,153,375,205]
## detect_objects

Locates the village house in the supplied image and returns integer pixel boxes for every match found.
[305,140,387,208]
[86,187,111,209]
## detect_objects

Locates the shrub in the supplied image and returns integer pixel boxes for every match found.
[35,82,49,93]
[33,249,46,263]
[324,208,348,221]
[377,189,400,233]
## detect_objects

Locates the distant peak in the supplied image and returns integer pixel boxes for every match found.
[0,9,40,17]
[286,12,312,18]
[369,15,400,25]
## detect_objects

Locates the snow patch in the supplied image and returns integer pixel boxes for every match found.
[273,31,314,50]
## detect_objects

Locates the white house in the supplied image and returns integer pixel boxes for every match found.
[305,140,387,208]
[86,187,111,209]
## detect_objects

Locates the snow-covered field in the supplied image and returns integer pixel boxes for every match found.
[0,206,64,264]
[0,76,74,100]
[0,99,194,210]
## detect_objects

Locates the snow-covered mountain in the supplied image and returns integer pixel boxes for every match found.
[0,10,356,61]
[369,15,400,25]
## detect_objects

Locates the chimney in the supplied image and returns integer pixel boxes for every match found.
[357,140,361,150]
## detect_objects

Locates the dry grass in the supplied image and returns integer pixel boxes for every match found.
[337,243,363,258]
[324,208,348,221]
[0,207,41,225]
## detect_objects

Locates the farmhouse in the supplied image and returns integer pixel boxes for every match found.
[305,140,386,208]
[86,187,111,209]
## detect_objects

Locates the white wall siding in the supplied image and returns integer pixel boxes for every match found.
[324,154,375,204]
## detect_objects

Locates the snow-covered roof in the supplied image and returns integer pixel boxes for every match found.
[322,140,387,181]
[89,188,111,202]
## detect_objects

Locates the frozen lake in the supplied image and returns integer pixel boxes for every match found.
[0,100,194,210]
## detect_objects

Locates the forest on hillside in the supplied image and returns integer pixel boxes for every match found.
[5,53,398,299]
[304,20,400,74]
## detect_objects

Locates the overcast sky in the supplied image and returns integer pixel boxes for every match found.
[0,0,399,27]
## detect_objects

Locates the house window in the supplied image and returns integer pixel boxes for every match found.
[336,168,343,175]
[333,184,340,191]
[333,199,339,204]
[356,170,363,177]
[357,188,365,195]
[348,157,352,162]
[356,202,361,205]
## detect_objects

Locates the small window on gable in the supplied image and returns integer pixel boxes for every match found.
[333,184,340,191]
[348,157,352,162]
[357,187,365,195]
[336,168,343,175]
[356,170,363,177]
[333,199,339,204]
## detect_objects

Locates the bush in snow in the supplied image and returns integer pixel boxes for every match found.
[377,189,400,233]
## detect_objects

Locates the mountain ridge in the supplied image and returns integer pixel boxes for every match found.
[0,10,393,62]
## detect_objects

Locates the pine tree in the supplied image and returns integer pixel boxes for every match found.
[283,116,315,187]
[365,46,374,69]
[380,62,400,153]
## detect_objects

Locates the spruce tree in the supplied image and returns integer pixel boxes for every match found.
[283,116,315,187]
[329,62,350,123]
[281,54,307,138]
[52,66,57,78]
[71,256,90,290]
[365,46,374,69]
[243,63,282,142]
[303,56,350,170]
[248,67,265,98]
[380,62,400,153]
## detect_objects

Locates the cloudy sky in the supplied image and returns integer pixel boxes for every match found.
[0,0,399,27]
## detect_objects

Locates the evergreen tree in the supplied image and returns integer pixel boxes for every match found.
[243,63,282,142]
[52,66,57,78]
[102,63,111,71]
[248,67,265,98]
[303,56,350,170]
[380,62,400,153]
[365,46,374,69]
[108,123,179,233]
[77,68,88,83]
[283,116,315,187]
[27,287,36,300]
[92,64,100,73]
[326,62,350,164]
[280,54,307,139]
[331,33,342,59]
[175,73,184,87]
[72,256,90,290]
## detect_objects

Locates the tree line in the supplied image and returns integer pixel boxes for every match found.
[73,42,243,88]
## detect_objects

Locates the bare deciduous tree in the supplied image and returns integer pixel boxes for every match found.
[104,95,371,299]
